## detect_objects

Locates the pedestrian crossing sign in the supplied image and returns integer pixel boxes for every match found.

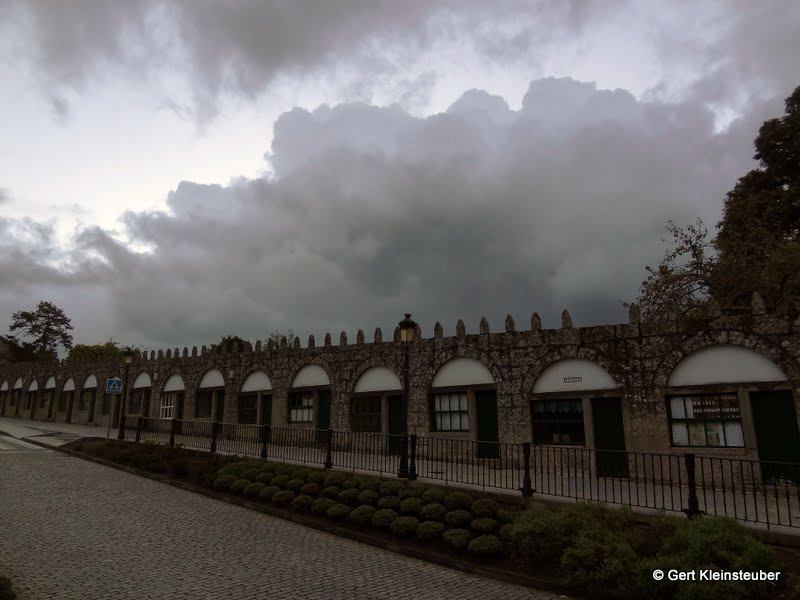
[105,377,123,394]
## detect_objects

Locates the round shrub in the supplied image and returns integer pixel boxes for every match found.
[271,490,296,506]
[444,491,473,511]
[311,498,337,516]
[326,503,351,521]
[338,489,361,505]
[218,462,247,477]
[274,464,294,475]
[168,458,189,477]
[258,485,281,501]
[242,468,260,482]
[399,497,425,516]
[498,523,514,542]
[371,509,399,530]
[471,518,498,535]
[469,535,503,557]
[324,472,348,487]
[229,478,250,494]
[420,503,447,522]
[285,478,305,492]
[271,474,290,488]
[244,482,266,497]
[497,508,520,524]
[422,488,447,504]
[391,516,420,538]
[379,480,405,496]
[259,462,279,473]
[321,486,341,499]
[341,478,361,490]
[357,490,380,506]
[510,505,569,563]
[306,471,326,485]
[256,472,274,485]
[291,494,314,513]
[442,528,473,551]
[471,498,499,518]
[212,474,236,490]
[417,521,446,541]
[399,483,426,499]
[242,459,265,470]
[300,483,320,497]
[349,505,377,526]
[289,468,311,481]
[445,510,472,528]
[359,478,381,492]
[378,496,401,510]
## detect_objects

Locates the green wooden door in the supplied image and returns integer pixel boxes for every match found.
[214,390,225,422]
[476,390,500,459]
[260,394,272,426]
[387,395,403,454]
[751,390,800,484]
[317,390,331,444]
[592,397,629,478]
[87,389,95,423]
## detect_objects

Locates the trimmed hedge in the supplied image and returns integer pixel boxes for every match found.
[496,508,520,524]
[417,521,446,541]
[420,503,446,522]
[359,478,381,492]
[321,486,341,499]
[258,485,281,501]
[213,474,239,491]
[285,478,305,492]
[271,474,290,488]
[244,482,266,497]
[324,472,348,488]
[338,489,361,505]
[242,468,260,482]
[256,472,274,485]
[341,478,361,490]
[271,490,296,506]
[371,509,399,530]
[471,498,499,518]
[311,498,337,516]
[357,490,380,506]
[379,481,405,496]
[470,518,498,534]
[445,510,472,528]
[391,516,420,537]
[300,483,320,497]
[468,535,503,556]
[442,528,473,551]
[289,468,311,481]
[421,488,447,504]
[349,505,377,526]
[326,503,351,521]
[444,492,473,511]
[377,496,401,510]
[399,497,425,516]
[259,462,279,473]
[498,523,514,542]
[291,494,314,513]
[306,472,327,485]
[399,483,425,499]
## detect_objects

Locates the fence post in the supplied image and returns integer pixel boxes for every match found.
[521,442,533,497]
[210,420,218,454]
[324,428,333,469]
[169,418,177,448]
[135,416,143,443]
[409,434,418,481]
[260,424,270,459]
[684,453,701,519]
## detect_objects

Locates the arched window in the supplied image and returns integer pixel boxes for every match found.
[289,365,331,431]
[351,367,402,434]
[196,369,225,422]
[161,374,186,420]
[130,372,152,416]
[79,375,98,422]
[239,371,272,425]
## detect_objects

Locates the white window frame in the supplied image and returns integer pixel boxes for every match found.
[290,392,314,423]
[433,392,469,432]
[160,394,175,420]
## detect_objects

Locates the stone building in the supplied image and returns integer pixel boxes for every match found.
[1,294,799,475]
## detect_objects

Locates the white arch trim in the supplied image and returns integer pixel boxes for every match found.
[28,380,39,392]
[532,359,617,394]
[62,378,75,391]
[0,381,7,391]
[354,367,402,393]
[432,358,494,388]
[241,371,272,393]
[45,376,56,389]
[291,365,330,388]
[199,369,225,388]
[163,374,185,393]
[668,345,787,386]
[84,375,98,389]
[13,377,23,389]
[133,372,152,389]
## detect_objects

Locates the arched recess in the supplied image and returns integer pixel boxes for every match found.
[79,374,99,422]
[160,374,185,420]
[9,378,23,417]
[130,372,152,416]
[288,365,332,432]
[58,378,75,422]
[351,367,402,435]
[196,369,225,422]
[532,359,618,393]
[238,370,273,425]
[0,380,7,417]
[25,379,39,419]
[43,376,57,420]
[665,345,799,473]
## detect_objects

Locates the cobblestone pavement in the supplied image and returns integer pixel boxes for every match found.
[0,449,568,600]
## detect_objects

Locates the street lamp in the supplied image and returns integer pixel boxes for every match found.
[397,313,417,479]
[117,347,135,440]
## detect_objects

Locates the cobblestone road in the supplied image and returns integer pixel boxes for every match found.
[0,446,567,600]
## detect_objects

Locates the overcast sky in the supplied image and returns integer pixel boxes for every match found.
[1,0,798,353]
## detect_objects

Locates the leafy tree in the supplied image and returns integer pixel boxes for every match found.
[7,300,74,360]
[219,334,249,352]
[267,329,295,347]
[66,339,123,363]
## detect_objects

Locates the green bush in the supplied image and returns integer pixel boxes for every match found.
[300,483,320,497]
[496,508,520,524]
[218,462,247,477]
[357,490,380,506]
[271,474,290,488]
[444,491,473,511]
[391,516,420,537]
[341,478,361,490]
[469,535,503,557]
[291,494,314,513]
[421,488,447,504]
[471,498,499,518]
[377,496,401,510]
[349,505,377,526]
[258,485,281,501]
[338,489,361,505]
[229,478,251,494]
[399,483,426,499]
[271,490,296,506]
[259,462,279,473]
[417,521,446,541]
[256,472,274,485]
[274,464,294,475]
[511,505,570,564]
[306,471,327,485]
[371,509,399,530]
[212,474,239,491]
[289,468,311,481]
[442,528,472,551]
[445,510,472,528]
[420,503,447,521]
[471,518,498,534]
[244,482,266,497]
[326,503,351,521]
[324,472,348,487]
[399,497,425,516]
[359,478,381,492]
[168,458,189,477]
[498,523,514,542]
[311,498,337,516]
[321,486,341,499]
[379,480,405,496]
[285,478,305,492]
[242,468,260,482]
[560,527,637,593]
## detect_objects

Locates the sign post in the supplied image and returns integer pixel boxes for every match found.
[105,377,123,440]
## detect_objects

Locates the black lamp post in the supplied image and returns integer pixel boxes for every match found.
[117,347,135,440]
[397,313,417,479]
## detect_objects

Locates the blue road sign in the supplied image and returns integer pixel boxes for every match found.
[105,377,123,395]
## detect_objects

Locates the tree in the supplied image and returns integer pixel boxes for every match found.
[66,339,122,363]
[219,334,249,352]
[267,329,295,347]
[7,300,74,360]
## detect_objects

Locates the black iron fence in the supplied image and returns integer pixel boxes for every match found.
[123,416,800,530]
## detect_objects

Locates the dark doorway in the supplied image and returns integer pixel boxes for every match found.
[592,397,628,478]
[214,390,225,422]
[238,394,258,424]
[317,390,331,444]
[387,395,403,454]
[65,391,74,423]
[260,394,272,426]
[88,390,96,423]
[476,390,500,458]
[751,390,800,484]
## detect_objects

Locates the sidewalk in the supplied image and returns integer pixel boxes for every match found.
[0,416,106,447]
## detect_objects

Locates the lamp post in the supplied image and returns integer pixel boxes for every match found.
[117,347,135,440]
[397,313,417,479]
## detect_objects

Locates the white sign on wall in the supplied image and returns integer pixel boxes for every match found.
[563,376,583,384]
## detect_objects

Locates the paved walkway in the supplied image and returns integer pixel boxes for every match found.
[0,427,565,600]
